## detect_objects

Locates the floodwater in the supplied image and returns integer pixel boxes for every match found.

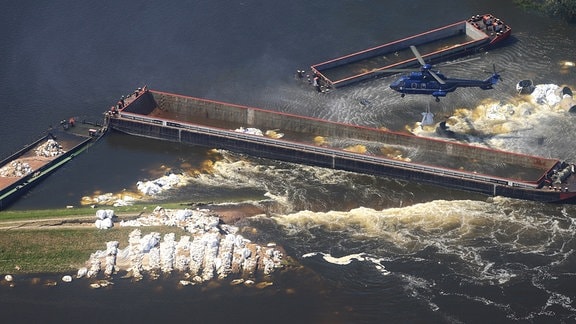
[2,1,576,323]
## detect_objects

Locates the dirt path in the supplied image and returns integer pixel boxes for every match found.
[0,214,141,231]
[0,205,266,231]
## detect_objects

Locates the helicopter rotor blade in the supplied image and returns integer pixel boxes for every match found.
[428,70,446,85]
[482,63,505,75]
[493,64,504,81]
[494,63,505,74]
[378,68,420,73]
[410,46,426,66]
[372,68,422,76]
[438,56,482,67]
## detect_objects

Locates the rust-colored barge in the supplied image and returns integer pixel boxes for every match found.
[108,88,576,204]
[311,14,511,88]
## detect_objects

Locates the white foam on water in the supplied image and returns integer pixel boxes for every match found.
[410,83,576,158]
[273,197,576,318]
[302,251,390,275]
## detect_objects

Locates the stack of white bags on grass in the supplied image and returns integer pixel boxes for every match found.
[95,209,115,229]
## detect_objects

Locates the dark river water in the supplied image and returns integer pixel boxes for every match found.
[2,1,576,323]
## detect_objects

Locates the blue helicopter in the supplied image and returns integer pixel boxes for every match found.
[388,46,502,102]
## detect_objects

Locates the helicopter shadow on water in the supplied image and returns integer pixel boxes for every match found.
[434,118,528,148]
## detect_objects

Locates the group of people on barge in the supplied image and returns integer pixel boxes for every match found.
[468,14,507,35]
[295,69,329,93]
[107,86,148,116]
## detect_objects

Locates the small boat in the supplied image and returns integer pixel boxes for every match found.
[310,14,511,89]
[0,118,107,210]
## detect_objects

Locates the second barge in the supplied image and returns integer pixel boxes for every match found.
[0,119,107,210]
[310,14,511,89]
[108,88,576,204]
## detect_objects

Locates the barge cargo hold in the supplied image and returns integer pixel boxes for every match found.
[311,14,511,88]
[0,119,107,210]
[109,88,576,204]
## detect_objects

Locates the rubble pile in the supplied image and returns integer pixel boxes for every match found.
[35,139,65,157]
[79,207,284,284]
[0,161,32,177]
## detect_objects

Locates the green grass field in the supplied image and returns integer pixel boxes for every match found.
[0,204,187,274]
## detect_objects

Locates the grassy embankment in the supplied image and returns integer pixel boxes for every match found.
[0,203,186,274]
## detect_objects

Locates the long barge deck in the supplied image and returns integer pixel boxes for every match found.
[108,88,576,204]
[311,14,511,89]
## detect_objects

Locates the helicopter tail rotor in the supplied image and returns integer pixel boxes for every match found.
[480,65,503,89]
[484,64,504,82]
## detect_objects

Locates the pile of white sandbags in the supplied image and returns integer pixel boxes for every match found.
[0,161,32,177]
[35,139,64,157]
[234,127,263,136]
[95,209,115,229]
[80,207,284,284]
[136,173,187,196]
[530,84,563,106]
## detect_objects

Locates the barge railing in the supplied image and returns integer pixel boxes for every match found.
[117,111,540,190]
